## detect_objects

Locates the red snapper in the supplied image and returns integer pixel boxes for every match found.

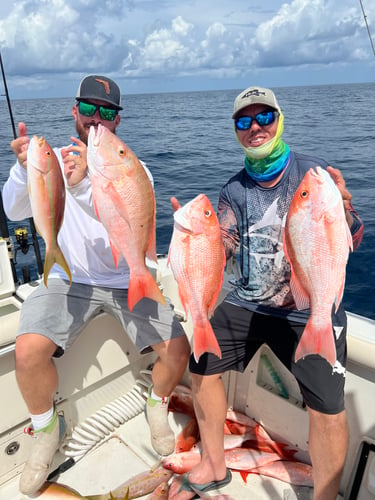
[168,194,225,362]
[283,166,352,366]
[87,124,165,311]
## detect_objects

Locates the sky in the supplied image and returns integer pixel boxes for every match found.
[0,0,374,100]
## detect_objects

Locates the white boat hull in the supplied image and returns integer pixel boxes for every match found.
[0,246,374,499]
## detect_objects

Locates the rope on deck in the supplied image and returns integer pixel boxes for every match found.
[61,369,152,462]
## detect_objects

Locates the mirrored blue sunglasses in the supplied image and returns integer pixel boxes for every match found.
[235,110,279,131]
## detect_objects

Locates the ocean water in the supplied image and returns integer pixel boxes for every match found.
[0,83,374,320]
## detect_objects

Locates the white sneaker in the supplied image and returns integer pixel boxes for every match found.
[19,411,66,495]
[145,385,175,456]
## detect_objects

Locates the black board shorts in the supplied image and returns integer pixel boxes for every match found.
[189,300,347,415]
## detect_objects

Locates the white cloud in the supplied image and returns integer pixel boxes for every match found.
[0,0,373,97]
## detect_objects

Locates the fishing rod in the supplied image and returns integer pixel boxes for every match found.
[0,51,44,281]
[359,0,375,57]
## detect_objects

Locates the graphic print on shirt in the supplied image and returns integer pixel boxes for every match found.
[238,196,293,307]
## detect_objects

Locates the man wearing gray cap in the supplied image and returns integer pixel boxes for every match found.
[2,74,190,496]
[169,86,364,499]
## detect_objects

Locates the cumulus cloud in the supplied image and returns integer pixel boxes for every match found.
[0,0,373,96]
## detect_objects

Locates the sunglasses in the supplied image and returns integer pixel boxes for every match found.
[77,101,118,121]
[235,110,279,131]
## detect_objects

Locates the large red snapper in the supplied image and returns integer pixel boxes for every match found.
[283,166,353,366]
[87,124,165,311]
[168,194,226,362]
[27,135,72,286]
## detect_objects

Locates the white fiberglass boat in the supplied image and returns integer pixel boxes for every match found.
[0,240,374,500]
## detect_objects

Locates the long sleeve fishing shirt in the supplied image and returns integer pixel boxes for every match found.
[2,147,154,289]
[218,151,364,321]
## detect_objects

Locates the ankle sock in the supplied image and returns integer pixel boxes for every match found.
[148,386,169,405]
[30,407,55,432]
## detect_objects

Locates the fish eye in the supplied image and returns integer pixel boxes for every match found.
[46,151,51,156]
[301,190,309,198]
[118,147,126,157]
[204,210,212,217]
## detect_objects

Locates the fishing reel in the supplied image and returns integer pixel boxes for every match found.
[13,226,32,283]
[14,226,31,257]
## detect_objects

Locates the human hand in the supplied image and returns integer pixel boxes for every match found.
[10,122,29,169]
[327,166,353,227]
[61,136,88,187]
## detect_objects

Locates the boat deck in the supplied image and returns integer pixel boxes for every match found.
[1,409,316,499]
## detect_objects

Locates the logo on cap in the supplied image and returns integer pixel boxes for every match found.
[95,78,110,95]
[242,89,266,99]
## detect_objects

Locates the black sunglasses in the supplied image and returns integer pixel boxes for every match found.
[235,110,279,131]
[77,101,118,121]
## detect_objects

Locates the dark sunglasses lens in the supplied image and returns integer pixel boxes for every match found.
[235,111,277,130]
[99,107,117,121]
[78,101,96,117]
[256,111,276,126]
[235,117,252,130]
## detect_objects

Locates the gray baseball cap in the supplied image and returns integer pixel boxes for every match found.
[76,75,123,110]
[232,86,280,118]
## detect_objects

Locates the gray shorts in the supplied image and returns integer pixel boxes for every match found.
[18,278,186,355]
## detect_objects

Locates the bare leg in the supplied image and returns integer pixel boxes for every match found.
[15,334,59,414]
[151,336,190,396]
[307,406,348,500]
[168,372,228,500]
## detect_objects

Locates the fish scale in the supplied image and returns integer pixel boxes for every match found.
[283,166,353,366]
[168,193,226,362]
[87,124,165,311]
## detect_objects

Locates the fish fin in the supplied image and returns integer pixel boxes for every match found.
[146,200,158,265]
[177,286,189,319]
[208,251,226,318]
[295,319,336,367]
[334,274,346,313]
[128,269,166,311]
[345,218,354,252]
[43,246,72,287]
[239,470,249,483]
[93,198,102,221]
[290,273,310,310]
[193,322,222,362]
[109,240,121,268]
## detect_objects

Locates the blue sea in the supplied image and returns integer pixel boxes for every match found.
[0,83,374,320]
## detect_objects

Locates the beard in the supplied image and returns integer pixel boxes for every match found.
[75,120,117,145]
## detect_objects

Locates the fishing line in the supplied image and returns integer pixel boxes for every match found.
[0,50,44,280]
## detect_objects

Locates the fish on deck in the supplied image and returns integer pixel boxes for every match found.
[87,124,165,311]
[37,466,172,499]
[27,135,72,286]
[168,194,226,362]
[283,166,353,366]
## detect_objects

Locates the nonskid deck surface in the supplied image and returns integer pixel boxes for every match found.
[1,411,315,500]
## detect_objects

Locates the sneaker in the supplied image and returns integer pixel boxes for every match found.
[145,385,175,456]
[19,410,66,495]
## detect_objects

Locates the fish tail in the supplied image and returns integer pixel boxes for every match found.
[128,270,166,312]
[294,319,336,367]
[43,246,72,287]
[193,322,222,363]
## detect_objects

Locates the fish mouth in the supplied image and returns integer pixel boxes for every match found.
[88,123,104,147]
[37,136,46,148]
[174,220,193,234]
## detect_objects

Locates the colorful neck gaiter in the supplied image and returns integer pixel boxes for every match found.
[235,111,291,182]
